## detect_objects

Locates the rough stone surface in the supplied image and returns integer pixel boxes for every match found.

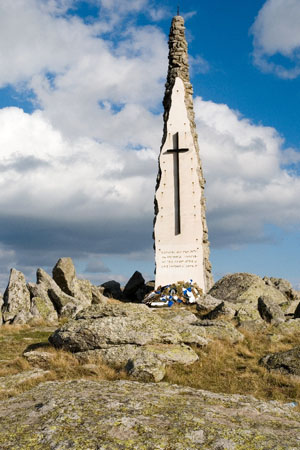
[263,276,300,301]
[29,268,86,317]
[100,280,123,300]
[52,257,93,305]
[209,273,287,304]
[196,294,223,314]
[258,295,285,324]
[49,303,202,379]
[270,319,300,342]
[123,270,145,302]
[91,285,108,304]
[201,301,236,320]
[193,320,244,343]
[294,302,300,318]
[260,347,300,376]
[30,296,58,323]
[23,350,55,368]
[0,369,51,395]
[2,268,31,323]
[0,380,299,449]
[49,303,183,352]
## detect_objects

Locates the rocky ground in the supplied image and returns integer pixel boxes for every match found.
[0,260,300,448]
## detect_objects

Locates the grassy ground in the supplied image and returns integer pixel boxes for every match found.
[0,320,299,408]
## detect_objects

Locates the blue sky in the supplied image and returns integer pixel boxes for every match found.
[0,0,300,290]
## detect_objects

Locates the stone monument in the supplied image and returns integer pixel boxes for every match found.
[154,14,213,292]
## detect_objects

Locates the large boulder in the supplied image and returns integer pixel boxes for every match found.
[209,273,287,305]
[123,270,147,302]
[259,347,300,376]
[100,280,123,300]
[52,257,94,305]
[263,276,300,302]
[294,302,300,318]
[30,296,58,323]
[209,273,288,324]
[49,303,182,352]
[258,295,285,324]
[28,268,86,318]
[2,269,31,323]
[0,380,299,449]
[49,303,201,381]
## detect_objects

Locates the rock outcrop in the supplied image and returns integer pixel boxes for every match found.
[0,380,299,449]
[260,347,300,376]
[2,269,31,323]
[49,303,203,381]
[100,280,123,300]
[258,295,285,324]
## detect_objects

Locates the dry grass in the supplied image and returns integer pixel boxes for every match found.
[0,322,128,400]
[165,327,300,407]
[0,321,299,407]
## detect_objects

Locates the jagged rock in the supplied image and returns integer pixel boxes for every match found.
[0,369,51,395]
[28,268,86,317]
[270,319,300,343]
[260,347,300,376]
[258,295,285,324]
[123,270,146,302]
[283,299,300,315]
[23,350,55,368]
[49,303,183,352]
[91,285,108,304]
[52,257,77,295]
[2,268,31,323]
[196,294,223,314]
[193,320,244,343]
[201,301,236,320]
[0,380,299,449]
[152,308,198,326]
[209,273,287,305]
[49,303,201,380]
[30,296,58,323]
[263,276,300,301]
[294,302,300,318]
[125,352,166,382]
[100,280,123,300]
[52,257,93,305]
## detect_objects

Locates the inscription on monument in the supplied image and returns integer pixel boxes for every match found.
[160,249,199,270]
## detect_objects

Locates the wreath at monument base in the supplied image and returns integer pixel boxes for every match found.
[143,280,203,307]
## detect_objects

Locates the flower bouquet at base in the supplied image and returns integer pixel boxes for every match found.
[143,280,203,308]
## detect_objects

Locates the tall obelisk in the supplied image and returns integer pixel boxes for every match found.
[154,14,213,292]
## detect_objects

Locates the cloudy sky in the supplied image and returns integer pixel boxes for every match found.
[0,0,300,291]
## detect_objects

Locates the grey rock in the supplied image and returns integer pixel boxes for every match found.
[12,310,33,324]
[0,380,299,449]
[193,320,244,343]
[23,350,55,368]
[201,301,236,320]
[100,280,123,300]
[30,296,58,323]
[123,270,145,302]
[270,319,300,343]
[259,347,300,376]
[209,273,287,305]
[29,268,85,317]
[125,352,166,382]
[91,285,108,304]
[258,295,285,324]
[2,268,31,323]
[263,276,300,302]
[52,257,93,305]
[196,294,223,314]
[0,369,51,395]
[49,303,183,352]
[294,302,300,318]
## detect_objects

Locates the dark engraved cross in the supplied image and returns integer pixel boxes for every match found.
[166,132,189,235]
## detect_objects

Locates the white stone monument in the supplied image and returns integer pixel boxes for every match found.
[154,15,213,292]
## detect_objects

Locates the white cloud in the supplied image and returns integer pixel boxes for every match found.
[194,97,300,246]
[251,0,300,78]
